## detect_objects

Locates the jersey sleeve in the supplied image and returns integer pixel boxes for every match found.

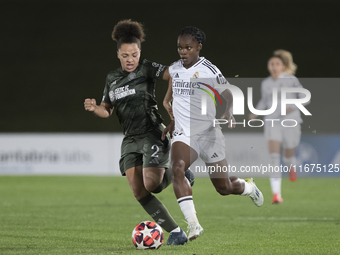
[101,75,111,104]
[168,63,175,78]
[289,76,310,110]
[143,59,167,80]
[211,66,230,94]
[292,77,305,97]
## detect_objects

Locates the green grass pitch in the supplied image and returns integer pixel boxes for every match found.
[0,176,339,254]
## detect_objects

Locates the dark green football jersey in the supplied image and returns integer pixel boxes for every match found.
[102,59,167,136]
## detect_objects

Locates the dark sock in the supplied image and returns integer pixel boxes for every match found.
[138,193,178,233]
[152,167,173,194]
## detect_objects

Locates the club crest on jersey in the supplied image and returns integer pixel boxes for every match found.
[193,72,199,78]
[128,72,136,81]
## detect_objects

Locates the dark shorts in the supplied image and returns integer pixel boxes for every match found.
[119,124,171,176]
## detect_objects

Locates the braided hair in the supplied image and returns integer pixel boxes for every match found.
[112,19,145,49]
[178,26,206,45]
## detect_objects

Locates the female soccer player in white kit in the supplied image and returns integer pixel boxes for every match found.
[162,26,264,241]
[250,49,305,204]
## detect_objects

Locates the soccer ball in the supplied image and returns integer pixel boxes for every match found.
[132,221,164,250]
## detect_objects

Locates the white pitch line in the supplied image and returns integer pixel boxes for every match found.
[235,217,336,221]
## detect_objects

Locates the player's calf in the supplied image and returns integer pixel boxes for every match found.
[211,177,244,196]
[171,159,187,178]
[138,194,179,234]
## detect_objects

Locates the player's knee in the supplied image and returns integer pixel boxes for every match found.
[144,179,159,193]
[145,184,159,193]
[143,173,162,193]
[171,160,186,177]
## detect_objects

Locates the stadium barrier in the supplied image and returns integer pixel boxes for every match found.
[0,133,339,177]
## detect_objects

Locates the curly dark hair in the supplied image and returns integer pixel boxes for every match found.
[112,19,145,49]
[179,26,206,45]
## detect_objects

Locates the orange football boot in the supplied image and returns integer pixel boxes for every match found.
[289,167,297,182]
[272,193,283,204]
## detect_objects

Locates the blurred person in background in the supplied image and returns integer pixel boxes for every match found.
[250,49,308,204]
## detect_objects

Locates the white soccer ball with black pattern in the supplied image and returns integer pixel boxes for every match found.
[132,221,164,250]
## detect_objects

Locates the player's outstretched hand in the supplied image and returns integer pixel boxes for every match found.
[84,98,97,112]
[161,120,174,140]
[221,111,236,129]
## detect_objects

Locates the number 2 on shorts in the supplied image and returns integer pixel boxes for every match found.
[151,144,159,158]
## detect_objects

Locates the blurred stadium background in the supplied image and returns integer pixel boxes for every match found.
[0,0,339,175]
[1,0,339,133]
[1,1,339,254]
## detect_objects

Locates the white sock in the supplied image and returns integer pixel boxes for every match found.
[270,153,281,167]
[270,153,282,194]
[270,178,282,194]
[283,156,296,169]
[177,196,198,223]
[239,179,253,196]
[170,226,181,233]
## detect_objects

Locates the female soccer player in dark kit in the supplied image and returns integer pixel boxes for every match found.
[84,19,188,245]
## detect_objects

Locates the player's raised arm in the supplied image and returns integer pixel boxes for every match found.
[220,89,236,128]
[84,99,113,118]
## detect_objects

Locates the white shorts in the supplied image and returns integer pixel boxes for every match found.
[264,121,301,149]
[172,126,226,163]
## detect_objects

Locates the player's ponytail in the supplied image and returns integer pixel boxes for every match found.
[273,49,297,75]
[112,19,145,49]
[179,26,206,45]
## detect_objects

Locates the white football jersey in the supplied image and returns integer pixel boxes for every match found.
[169,57,228,136]
[256,73,305,123]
